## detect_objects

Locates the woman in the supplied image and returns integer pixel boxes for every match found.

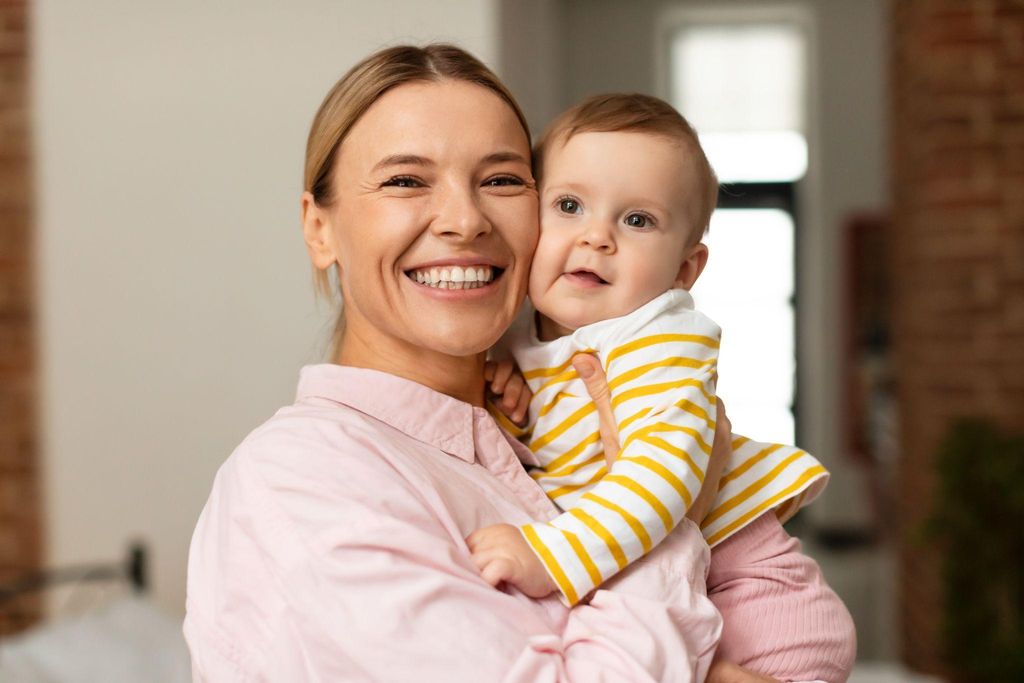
[184,44,855,682]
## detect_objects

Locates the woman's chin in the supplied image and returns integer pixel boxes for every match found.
[415,326,503,358]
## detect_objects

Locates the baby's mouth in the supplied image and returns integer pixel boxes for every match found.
[404,264,503,290]
[565,268,609,285]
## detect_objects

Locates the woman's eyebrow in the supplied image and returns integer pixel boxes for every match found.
[372,154,434,172]
[483,151,529,165]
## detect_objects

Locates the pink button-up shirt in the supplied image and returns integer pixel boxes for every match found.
[184,365,855,682]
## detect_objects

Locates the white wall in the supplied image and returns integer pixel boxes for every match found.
[32,0,497,617]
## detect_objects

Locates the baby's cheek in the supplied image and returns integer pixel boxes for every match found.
[527,234,561,295]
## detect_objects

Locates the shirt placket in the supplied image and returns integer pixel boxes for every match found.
[472,413,557,521]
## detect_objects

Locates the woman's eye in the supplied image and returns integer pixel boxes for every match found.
[625,213,652,229]
[557,198,581,214]
[485,175,524,187]
[382,176,422,188]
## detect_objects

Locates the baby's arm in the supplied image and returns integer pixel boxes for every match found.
[476,352,727,604]
[521,322,721,604]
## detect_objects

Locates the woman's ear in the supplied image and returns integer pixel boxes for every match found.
[674,242,709,290]
[301,191,338,270]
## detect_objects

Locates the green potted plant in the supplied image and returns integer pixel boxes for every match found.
[925,419,1024,682]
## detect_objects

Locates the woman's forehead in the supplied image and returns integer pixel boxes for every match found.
[339,80,530,166]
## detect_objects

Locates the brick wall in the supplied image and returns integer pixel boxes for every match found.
[0,0,41,634]
[890,0,1024,673]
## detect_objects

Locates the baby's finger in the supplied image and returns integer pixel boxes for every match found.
[466,528,495,553]
[484,361,497,382]
[480,557,516,587]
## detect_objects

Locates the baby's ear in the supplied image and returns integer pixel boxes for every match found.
[674,242,709,290]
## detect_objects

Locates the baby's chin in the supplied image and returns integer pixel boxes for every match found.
[534,306,606,341]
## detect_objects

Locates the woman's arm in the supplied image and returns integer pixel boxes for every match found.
[185,440,720,682]
[569,354,856,683]
[708,512,857,683]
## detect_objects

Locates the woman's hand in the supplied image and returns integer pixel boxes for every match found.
[707,661,781,683]
[687,397,731,524]
[569,352,732,526]
[570,353,621,468]
[485,359,532,427]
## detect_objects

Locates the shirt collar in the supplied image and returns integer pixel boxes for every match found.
[295,364,478,462]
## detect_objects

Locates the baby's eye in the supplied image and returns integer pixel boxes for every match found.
[557,197,582,214]
[625,213,652,229]
[382,176,423,189]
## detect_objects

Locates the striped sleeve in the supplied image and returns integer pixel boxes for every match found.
[520,326,721,605]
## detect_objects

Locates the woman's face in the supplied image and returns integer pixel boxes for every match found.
[307,80,538,359]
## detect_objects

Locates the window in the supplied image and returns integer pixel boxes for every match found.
[666,10,808,445]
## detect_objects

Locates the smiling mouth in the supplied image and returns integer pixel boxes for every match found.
[405,264,503,290]
[566,268,609,285]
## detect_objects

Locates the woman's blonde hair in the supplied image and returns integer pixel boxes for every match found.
[304,44,531,300]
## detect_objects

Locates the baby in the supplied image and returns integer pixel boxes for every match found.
[469,94,829,607]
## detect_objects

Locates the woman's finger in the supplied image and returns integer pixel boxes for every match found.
[502,374,525,409]
[512,385,532,426]
[571,352,620,466]
[490,360,515,395]
[715,397,731,438]
[686,398,733,524]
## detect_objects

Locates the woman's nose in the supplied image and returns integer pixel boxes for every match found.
[576,220,615,254]
[431,184,492,241]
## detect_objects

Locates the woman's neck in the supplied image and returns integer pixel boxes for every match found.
[335,325,487,407]
[536,310,575,342]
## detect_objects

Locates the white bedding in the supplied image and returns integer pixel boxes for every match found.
[0,596,190,682]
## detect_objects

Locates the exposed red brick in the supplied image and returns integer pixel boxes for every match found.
[891,0,1024,674]
[0,0,38,636]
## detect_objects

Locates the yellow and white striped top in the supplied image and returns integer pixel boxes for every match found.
[493,289,828,606]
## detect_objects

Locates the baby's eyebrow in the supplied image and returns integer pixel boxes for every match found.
[542,181,589,195]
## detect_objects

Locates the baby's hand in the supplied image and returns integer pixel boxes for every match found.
[466,524,557,598]
[484,360,532,427]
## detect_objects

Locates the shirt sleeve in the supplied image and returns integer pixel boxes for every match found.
[184,447,722,683]
[707,512,857,683]
[521,322,720,604]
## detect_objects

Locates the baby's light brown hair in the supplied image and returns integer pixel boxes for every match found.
[533,93,718,244]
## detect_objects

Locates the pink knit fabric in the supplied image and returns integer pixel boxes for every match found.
[709,512,857,682]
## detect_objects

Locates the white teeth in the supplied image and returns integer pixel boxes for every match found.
[407,264,496,289]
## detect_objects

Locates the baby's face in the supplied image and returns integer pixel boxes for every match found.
[530,131,702,337]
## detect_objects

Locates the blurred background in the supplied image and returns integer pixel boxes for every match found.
[1,0,1021,681]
